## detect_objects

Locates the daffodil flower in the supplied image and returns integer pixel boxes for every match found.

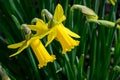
[27,4,80,54]
[44,4,80,54]
[46,23,80,54]
[8,24,56,68]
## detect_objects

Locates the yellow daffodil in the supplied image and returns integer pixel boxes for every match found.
[45,4,80,54]
[46,23,80,54]
[109,0,115,6]
[8,24,56,69]
[27,4,80,54]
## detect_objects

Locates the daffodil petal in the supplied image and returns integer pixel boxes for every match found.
[9,46,27,57]
[28,19,48,32]
[54,4,66,23]
[36,19,48,31]
[62,25,80,38]
[9,41,29,57]
[30,36,40,42]
[27,25,39,31]
[28,19,49,39]
[7,41,25,49]
[58,15,66,24]
[45,29,56,47]
[31,30,50,39]
[9,37,38,57]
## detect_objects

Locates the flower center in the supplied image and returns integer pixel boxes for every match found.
[48,19,58,28]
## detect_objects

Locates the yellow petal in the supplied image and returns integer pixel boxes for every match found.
[54,4,66,23]
[58,15,66,24]
[36,19,48,31]
[27,25,40,31]
[30,31,50,41]
[39,31,52,39]
[28,19,48,33]
[62,25,80,38]
[9,37,39,57]
[28,19,49,39]
[45,29,56,47]
[9,41,29,57]
[7,41,25,49]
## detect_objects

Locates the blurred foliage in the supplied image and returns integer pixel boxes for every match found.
[0,0,120,80]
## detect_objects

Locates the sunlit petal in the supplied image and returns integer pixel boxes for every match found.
[62,24,80,38]
[28,19,49,39]
[45,29,56,47]
[9,41,29,57]
[7,41,25,49]
[54,4,66,23]
[27,25,40,31]
[28,19,48,33]
[36,19,48,31]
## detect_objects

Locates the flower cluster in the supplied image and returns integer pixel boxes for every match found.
[8,3,118,69]
[8,4,80,68]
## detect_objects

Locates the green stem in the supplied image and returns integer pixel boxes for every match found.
[64,54,76,80]
[96,0,106,79]
[27,47,41,80]
[78,54,85,80]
